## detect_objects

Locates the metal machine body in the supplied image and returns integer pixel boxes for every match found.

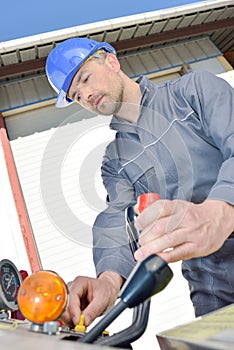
[0,194,173,348]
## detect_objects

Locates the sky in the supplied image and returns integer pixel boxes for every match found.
[1,0,204,42]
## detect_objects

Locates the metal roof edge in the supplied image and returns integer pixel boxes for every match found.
[0,0,233,54]
[0,52,224,114]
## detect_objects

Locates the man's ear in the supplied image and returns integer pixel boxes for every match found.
[105,53,120,72]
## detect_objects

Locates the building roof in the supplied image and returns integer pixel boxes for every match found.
[0,0,233,80]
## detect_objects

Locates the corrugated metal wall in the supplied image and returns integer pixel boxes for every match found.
[0,37,224,113]
[119,37,222,78]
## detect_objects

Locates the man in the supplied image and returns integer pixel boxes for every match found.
[46,37,234,328]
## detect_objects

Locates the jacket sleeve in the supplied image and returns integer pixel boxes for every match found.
[92,141,136,279]
[189,71,234,204]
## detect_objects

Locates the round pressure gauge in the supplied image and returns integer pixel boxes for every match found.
[0,259,22,311]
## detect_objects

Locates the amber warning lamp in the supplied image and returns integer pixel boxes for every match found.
[17,270,68,325]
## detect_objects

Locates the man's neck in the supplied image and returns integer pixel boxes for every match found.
[115,76,142,123]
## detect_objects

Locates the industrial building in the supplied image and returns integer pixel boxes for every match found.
[0,1,233,349]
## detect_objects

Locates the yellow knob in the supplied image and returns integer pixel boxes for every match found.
[74,314,86,333]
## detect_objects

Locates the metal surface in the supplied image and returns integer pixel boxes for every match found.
[157,304,234,350]
[0,319,126,350]
[0,37,222,112]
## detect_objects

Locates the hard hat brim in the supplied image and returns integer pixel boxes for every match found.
[56,89,74,108]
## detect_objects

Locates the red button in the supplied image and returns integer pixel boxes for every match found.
[137,193,161,213]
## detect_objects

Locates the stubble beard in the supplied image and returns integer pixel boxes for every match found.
[94,75,124,116]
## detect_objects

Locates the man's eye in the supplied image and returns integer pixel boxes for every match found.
[83,75,89,83]
[72,93,81,102]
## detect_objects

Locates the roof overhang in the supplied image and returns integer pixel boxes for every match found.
[0,0,233,81]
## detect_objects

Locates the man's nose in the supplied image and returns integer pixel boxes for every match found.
[81,88,93,105]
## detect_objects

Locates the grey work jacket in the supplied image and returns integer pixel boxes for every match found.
[93,71,234,279]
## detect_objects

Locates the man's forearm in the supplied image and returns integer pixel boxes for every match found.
[98,270,125,291]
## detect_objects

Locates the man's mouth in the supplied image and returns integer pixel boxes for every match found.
[94,96,103,107]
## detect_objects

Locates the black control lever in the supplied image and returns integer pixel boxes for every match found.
[81,194,173,346]
[120,254,173,307]
[94,300,151,347]
[80,254,173,344]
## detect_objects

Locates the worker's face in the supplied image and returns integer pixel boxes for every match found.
[68,54,124,116]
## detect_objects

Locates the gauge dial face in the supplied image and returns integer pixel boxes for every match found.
[0,259,22,311]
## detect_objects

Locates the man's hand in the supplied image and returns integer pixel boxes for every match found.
[134,199,234,263]
[61,271,124,328]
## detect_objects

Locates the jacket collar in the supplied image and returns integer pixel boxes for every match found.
[110,76,157,133]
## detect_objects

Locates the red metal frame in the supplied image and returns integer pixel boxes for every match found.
[0,113,41,272]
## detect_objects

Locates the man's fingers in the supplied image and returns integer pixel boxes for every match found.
[135,200,182,230]
[138,216,168,245]
[62,295,81,327]
[135,200,163,230]
[62,277,88,327]
[82,299,106,326]
[135,228,189,261]
[159,242,198,263]
[138,205,189,246]
[135,241,195,263]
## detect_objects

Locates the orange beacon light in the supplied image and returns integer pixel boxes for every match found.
[17,270,68,324]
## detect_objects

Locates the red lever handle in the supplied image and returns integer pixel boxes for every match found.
[137,193,161,213]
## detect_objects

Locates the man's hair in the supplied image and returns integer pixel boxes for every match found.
[87,49,109,64]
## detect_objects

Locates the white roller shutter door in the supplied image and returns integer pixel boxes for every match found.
[7,105,115,282]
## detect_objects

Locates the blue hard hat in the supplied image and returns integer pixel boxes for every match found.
[46,38,116,108]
